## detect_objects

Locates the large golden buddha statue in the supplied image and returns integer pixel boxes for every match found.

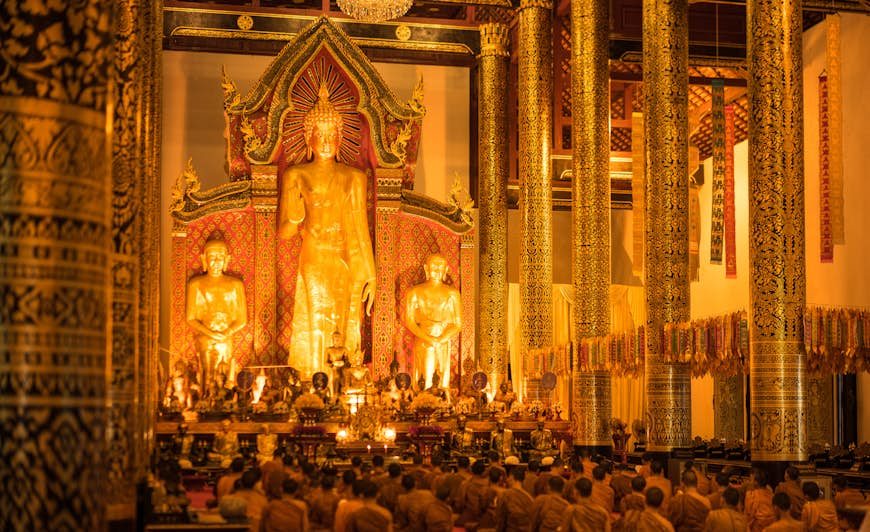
[278,84,376,378]
[401,253,461,389]
[186,238,247,390]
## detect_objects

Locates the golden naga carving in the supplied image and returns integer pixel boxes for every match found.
[221,65,241,111]
[401,254,461,390]
[409,75,426,116]
[448,174,475,226]
[240,113,265,156]
[278,83,376,379]
[170,158,202,214]
[185,238,248,390]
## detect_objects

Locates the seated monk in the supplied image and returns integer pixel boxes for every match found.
[773,467,805,521]
[395,475,436,532]
[644,461,673,515]
[764,492,803,531]
[561,478,611,532]
[707,471,731,510]
[425,484,454,532]
[744,468,776,532]
[260,474,309,532]
[800,481,838,532]
[531,475,570,532]
[616,487,674,532]
[309,475,340,531]
[667,470,711,532]
[611,463,637,509]
[620,476,647,515]
[832,475,866,509]
[347,480,394,532]
[455,459,490,528]
[591,465,615,515]
[703,486,747,532]
[496,468,535,532]
[223,470,268,532]
[683,460,711,496]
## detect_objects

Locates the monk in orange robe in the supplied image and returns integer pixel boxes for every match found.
[309,475,340,531]
[683,461,711,496]
[763,492,803,531]
[334,481,365,532]
[260,475,310,532]
[395,474,437,532]
[377,464,404,514]
[425,484,455,532]
[496,468,535,532]
[668,470,711,531]
[524,460,541,495]
[833,475,865,509]
[591,465,616,515]
[645,461,673,514]
[620,476,647,515]
[531,476,570,532]
[611,464,637,509]
[563,458,585,503]
[706,472,731,511]
[347,480,394,532]
[773,467,805,521]
[703,486,747,532]
[744,469,776,532]
[616,487,674,532]
[800,481,838,532]
[456,460,490,528]
[560,478,612,532]
[215,457,244,502]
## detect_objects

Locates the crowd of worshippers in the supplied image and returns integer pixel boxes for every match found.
[207,449,868,532]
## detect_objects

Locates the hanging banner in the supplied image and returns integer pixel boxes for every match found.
[819,74,833,263]
[689,186,701,282]
[724,105,737,278]
[631,112,645,276]
[827,14,844,245]
[710,79,725,264]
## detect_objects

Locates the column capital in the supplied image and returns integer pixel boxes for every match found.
[519,0,553,11]
[478,23,510,59]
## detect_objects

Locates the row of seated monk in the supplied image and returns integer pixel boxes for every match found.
[152,444,870,531]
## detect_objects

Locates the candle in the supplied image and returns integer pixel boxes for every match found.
[384,444,388,454]
[367,444,371,453]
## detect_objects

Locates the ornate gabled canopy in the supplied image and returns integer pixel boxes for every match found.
[224,15,425,177]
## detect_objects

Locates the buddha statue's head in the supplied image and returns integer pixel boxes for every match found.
[423,253,449,283]
[303,84,343,160]
[201,238,230,276]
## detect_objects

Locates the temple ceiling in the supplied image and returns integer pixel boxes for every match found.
[163,0,867,166]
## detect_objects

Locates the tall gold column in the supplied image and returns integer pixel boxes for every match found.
[518,0,554,361]
[643,0,692,451]
[477,23,510,387]
[0,2,113,529]
[748,0,806,462]
[571,0,612,449]
[107,1,162,522]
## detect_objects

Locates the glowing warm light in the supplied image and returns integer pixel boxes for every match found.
[383,427,396,441]
[336,0,413,23]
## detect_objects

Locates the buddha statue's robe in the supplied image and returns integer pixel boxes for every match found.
[801,499,839,532]
[668,491,711,532]
[530,492,570,532]
[703,507,747,532]
[560,499,612,532]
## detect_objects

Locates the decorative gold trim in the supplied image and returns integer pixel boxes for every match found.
[479,23,510,58]
[399,190,474,234]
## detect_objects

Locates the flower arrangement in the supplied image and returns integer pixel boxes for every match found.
[610,418,628,435]
[408,425,444,437]
[292,425,327,436]
[409,392,442,412]
[294,393,325,410]
[529,400,543,418]
[509,401,525,417]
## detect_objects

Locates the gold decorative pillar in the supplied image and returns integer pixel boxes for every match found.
[747,0,807,462]
[476,22,510,387]
[571,0,612,449]
[0,2,113,530]
[517,0,554,362]
[107,0,162,522]
[642,0,692,451]
[713,375,745,441]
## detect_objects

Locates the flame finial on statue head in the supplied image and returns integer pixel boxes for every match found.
[303,83,344,141]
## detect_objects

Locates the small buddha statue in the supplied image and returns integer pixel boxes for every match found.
[282,367,303,405]
[343,347,372,396]
[401,254,461,390]
[174,423,196,469]
[325,331,349,398]
[311,371,332,405]
[209,419,240,468]
[493,381,517,409]
[451,416,475,454]
[256,424,278,465]
[186,238,247,389]
[490,419,515,459]
[529,420,556,460]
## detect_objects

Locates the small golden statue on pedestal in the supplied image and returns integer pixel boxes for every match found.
[209,419,240,468]
[401,253,462,390]
[490,418,515,459]
[185,238,247,390]
[529,419,556,461]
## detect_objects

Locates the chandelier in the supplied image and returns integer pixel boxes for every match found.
[336,0,414,23]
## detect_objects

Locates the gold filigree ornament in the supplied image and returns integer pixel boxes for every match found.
[336,0,413,23]
[170,158,202,214]
[448,174,475,226]
[388,119,415,166]
[409,75,426,116]
[221,66,241,110]
[237,15,254,31]
[395,25,412,42]
[240,113,265,156]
